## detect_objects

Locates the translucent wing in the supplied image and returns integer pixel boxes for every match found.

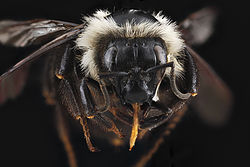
[0,20,84,104]
[0,19,78,47]
[179,7,232,126]
[188,47,233,126]
[179,7,218,46]
[0,64,29,104]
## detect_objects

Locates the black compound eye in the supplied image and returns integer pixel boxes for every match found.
[154,45,167,64]
[103,46,117,71]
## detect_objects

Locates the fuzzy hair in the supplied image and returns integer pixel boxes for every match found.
[76,9,185,81]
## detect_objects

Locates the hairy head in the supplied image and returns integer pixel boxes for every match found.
[76,9,185,81]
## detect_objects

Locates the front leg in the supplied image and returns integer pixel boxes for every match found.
[79,78,96,118]
[80,79,124,139]
[57,78,99,152]
[166,48,198,100]
[50,43,99,153]
[140,103,174,130]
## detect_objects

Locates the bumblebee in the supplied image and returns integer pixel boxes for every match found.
[0,8,232,167]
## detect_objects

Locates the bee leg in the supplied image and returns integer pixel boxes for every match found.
[169,49,198,99]
[133,106,187,167]
[77,116,100,152]
[169,64,191,99]
[56,73,99,151]
[140,101,178,130]
[79,79,111,120]
[95,79,111,113]
[43,43,73,105]
[91,114,124,138]
[79,78,98,118]
[111,107,134,125]
[89,114,125,147]
[78,83,124,141]
[54,43,73,80]
[140,107,174,130]
[79,88,124,138]
[55,105,78,167]
[185,48,198,96]
[57,77,99,152]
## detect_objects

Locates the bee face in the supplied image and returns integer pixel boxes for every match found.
[103,37,167,104]
[76,9,185,81]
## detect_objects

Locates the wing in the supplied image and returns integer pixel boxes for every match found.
[187,47,233,126]
[179,7,232,126]
[0,19,78,47]
[179,7,218,46]
[0,21,84,104]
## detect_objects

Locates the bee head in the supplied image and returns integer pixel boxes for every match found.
[76,9,185,104]
[100,38,168,104]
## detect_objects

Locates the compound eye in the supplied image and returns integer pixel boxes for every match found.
[154,45,167,64]
[104,46,117,71]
